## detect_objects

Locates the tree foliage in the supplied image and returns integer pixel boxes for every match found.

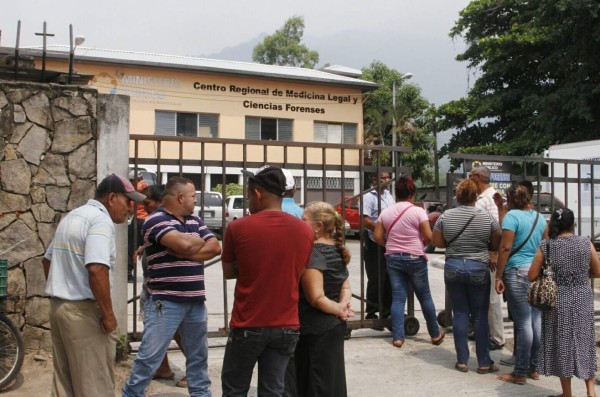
[361,61,434,184]
[252,16,319,68]
[439,0,600,160]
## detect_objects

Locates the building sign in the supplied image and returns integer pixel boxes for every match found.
[193,82,361,114]
[466,160,512,195]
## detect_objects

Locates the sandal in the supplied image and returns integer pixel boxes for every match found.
[527,369,540,380]
[477,365,499,374]
[175,376,187,388]
[431,330,445,346]
[498,372,526,385]
[393,339,405,348]
[455,362,468,373]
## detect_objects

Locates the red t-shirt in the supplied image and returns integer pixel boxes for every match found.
[221,210,314,328]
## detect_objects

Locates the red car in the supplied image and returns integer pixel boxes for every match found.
[335,195,361,235]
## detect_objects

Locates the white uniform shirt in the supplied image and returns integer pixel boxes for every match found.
[362,189,395,241]
[44,199,115,300]
[476,186,499,222]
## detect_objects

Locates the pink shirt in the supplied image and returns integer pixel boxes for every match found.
[377,202,429,256]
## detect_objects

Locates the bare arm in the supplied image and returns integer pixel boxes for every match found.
[495,229,515,294]
[589,242,600,278]
[222,261,238,279]
[362,214,376,232]
[527,247,544,281]
[431,229,446,248]
[159,229,206,257]
[302,269,351,319]
[373,222,386,246]
[174,238,221,262]
[87,264,116,333]
[419,220,432,245]
[42,257,51,280]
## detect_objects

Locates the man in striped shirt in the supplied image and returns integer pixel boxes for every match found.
[123,176,221,397]
[469,166,505,351]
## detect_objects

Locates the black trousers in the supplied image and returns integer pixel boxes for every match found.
[363,233,392,316]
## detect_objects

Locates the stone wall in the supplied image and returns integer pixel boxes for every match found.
[0,81,99,351]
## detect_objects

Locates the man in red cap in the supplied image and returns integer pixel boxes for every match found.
[42,173,145,397]
[221,165,314,396]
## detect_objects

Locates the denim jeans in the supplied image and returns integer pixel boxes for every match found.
[386,253,440,341]
[221,327,300,397]
[444,257,492,367]
[503,267,541,377]
[122,297,211,397]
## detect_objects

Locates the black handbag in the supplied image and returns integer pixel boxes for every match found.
[527,240,558,310]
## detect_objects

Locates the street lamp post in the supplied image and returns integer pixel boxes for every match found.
[68,24,85,84]
[391,72,413,171]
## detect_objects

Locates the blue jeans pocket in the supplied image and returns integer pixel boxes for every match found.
[229,328,264,344]
[444,269,458,283]
[469,271,487,286]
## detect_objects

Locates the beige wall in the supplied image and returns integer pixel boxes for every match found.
[45,58,365,186]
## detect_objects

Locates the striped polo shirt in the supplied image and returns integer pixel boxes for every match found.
[142,206,215,302]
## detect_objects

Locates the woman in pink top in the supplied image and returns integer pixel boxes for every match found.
[374,176,444,348]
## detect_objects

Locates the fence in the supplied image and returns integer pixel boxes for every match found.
[128,134,412,339]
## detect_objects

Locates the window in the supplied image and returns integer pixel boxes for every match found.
[155,111,219,138]
[313,122,357,144]
[245,117,293,141]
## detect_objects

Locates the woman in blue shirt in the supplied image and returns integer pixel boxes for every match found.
[495,185,548,385]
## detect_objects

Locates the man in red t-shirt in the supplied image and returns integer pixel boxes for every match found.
[221,165,313,397]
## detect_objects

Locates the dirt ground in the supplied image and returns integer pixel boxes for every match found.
[1,352,181,396]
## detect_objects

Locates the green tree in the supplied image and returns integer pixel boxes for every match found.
[361,61,433,183]
[214,183,244,197]
[439,0,600,161]
[252,16,319,68]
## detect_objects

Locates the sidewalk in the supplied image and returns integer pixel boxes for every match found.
[127,241,598,396]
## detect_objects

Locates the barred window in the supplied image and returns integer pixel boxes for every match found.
[314,122,357,144]
[245,117,293,141]
[155,111,219,138]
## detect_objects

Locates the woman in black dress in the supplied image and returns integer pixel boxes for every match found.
[528,208,600,397]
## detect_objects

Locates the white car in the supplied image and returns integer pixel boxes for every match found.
[224,195,249,222]
[194,191,224,234]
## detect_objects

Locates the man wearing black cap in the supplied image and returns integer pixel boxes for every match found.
[42,173,145,397]
[221,165,314,397]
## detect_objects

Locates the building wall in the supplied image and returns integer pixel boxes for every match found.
[44,56,368,196]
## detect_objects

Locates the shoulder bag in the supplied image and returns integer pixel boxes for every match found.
[385,204,414,234]
[444,209,478,246]
[509,211,540,258]
[527,240,558,310]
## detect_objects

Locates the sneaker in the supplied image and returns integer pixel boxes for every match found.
[489,340,505,351]
[500,356,515,366]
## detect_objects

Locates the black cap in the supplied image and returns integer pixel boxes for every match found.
[96,174,146,202]
[241,165,286,197]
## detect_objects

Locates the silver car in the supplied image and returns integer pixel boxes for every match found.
[194,191,224,234]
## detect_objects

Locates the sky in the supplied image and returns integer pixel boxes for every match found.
[0,0,473,106]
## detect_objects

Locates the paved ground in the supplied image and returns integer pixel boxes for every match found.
[6,240,597,396]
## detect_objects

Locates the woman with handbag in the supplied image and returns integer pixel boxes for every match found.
[374,176,444,348]
[528,208,600,397]
[431,179,501,373]
[495,184,548,385]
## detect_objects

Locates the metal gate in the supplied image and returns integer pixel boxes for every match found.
[127,134,413,340]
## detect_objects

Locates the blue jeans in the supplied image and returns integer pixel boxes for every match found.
[503,267,541,377]
[122,297,211,397]
[386,253,440,341]
[444,257,492,367]
[221,327,300,397]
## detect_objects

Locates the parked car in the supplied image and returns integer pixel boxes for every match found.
[224,195,249,222]
[128,167,157,186]
[194,191,224,234]
[335,195,361,235]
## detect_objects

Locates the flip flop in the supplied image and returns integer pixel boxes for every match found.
[477,365,499,374]
[455,362,468,373]
[498,372,526,385]
[431,330,445,345]
[175,376,187,388]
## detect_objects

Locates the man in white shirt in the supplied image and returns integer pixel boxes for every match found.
[43,174,145,397]
[362,172,395,323]
[469,166,505,351]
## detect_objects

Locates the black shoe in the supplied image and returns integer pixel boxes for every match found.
[365,313,378,320]
[489,340,505,351]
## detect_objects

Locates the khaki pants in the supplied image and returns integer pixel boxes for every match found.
[50,298,117,397]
